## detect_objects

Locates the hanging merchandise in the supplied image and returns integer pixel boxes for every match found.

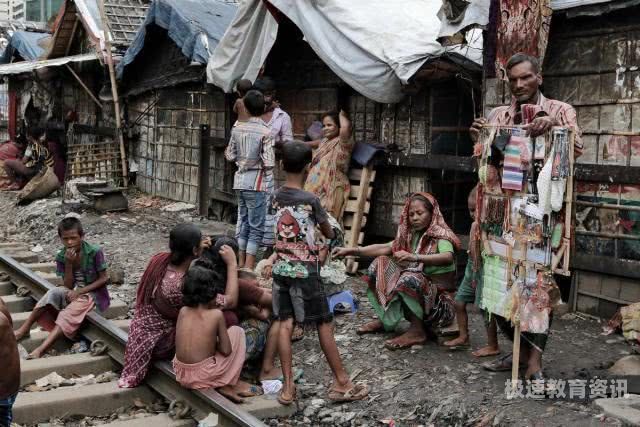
[536,145,554,216]
[502,141,524,191]
[476,124,574,328]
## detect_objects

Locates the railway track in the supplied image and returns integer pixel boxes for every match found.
[0,242,286,427]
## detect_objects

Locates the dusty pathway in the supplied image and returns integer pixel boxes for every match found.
[0,191,630,426]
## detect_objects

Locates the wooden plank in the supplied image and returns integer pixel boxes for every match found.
[344,215,367,228]
[345,199,370,215]
[575,164,640,184]
[345,166,374,274]
[388,153,475,172]
[573,255,640,280]
[348,168,376,182]
[348,185,373,200]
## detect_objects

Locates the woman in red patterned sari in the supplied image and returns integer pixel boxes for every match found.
[334,193,461,350]
[118,224,205,388]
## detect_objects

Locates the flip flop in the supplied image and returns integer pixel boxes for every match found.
[384,339,426,351]
[327,383,370,403]
[277,386,296,406]
[482,353,526,372]
[277,367,304,383]
[445,342,471,351]
[238,384,264,398]
[472,348,501,358]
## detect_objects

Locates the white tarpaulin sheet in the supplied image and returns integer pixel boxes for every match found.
[207,0,484,103]
[0,53,99,76]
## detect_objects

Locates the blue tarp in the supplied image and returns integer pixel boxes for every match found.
[116,0,237,79]
[0,31,51,64]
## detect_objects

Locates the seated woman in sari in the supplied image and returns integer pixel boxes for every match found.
[118,224,210,388]
[304,110,354,221]
[333,193,461,350]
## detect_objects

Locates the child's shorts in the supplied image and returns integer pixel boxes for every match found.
[0,392,17,426]
[454,278,476,304]
[272,272,333,324]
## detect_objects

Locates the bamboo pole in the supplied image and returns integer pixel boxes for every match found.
[98,0,128,187]
[65,65,103,109]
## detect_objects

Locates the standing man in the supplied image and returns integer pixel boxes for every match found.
[0,297,20,426]
[253,77,293,256]
[471,53,582,381]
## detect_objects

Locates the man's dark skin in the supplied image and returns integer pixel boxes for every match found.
[468,59,553,379]
[0,297,20,401]
[470,60,556,143]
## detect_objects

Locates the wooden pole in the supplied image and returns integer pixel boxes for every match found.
[65,65,103,109]
[98,0,128,187]
[511,323,521,393]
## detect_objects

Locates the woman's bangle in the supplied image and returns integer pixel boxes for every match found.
[355,247,360,256]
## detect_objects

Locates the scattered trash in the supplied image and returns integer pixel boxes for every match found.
[69,339,90,354]
[95,371,118,383]
[36,372,66,388]
[261,380,282,395]
[198,413,219,427]
[161,202,196,212]
[30,244,43,253]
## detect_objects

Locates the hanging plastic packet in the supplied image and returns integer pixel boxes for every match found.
[551,128,569,180]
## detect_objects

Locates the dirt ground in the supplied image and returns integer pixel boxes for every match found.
[0,190,633,426]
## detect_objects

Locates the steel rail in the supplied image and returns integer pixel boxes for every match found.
[0,253,266,427]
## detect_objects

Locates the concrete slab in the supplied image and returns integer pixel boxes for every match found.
[13,381,157,425]
[609,356,640,376]
[595,395,640,425]
[7,311,30,329]
[35,271,63,286]
[18,330,71,353]
[111,319,131,333]
[0,280,13,295]
[243,395,297,419]
[100,413,196,427]
[0,251,39,263]
[2,294,34,312]
[0,242,27,248]
[23,262,57,273]
[20,353,115,386]
[103,299,129,319]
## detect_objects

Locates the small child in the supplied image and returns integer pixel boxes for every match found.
[225,90,275,270]
[444,187,500,357]
[13,217,110,358]
[233,79,254,122]
[264,141,369,405]
[173,265,254,403]
[196,236,272,324]
[0,297,20,426]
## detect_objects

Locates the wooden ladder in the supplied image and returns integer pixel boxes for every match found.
[343,166,376,274]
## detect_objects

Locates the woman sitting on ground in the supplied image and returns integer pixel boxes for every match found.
[304,110,354,221]
[118,224,209,388]
[333,193,461,350]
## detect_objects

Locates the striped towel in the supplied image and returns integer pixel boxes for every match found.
[502,140,524,191]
